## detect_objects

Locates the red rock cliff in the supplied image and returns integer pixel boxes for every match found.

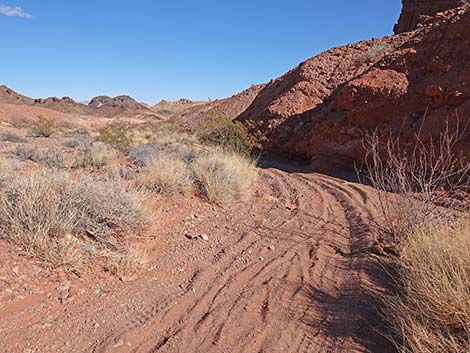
[234,6,470,167]
[394,0,461,33]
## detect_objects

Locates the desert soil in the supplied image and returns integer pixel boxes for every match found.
[0,158,393,353]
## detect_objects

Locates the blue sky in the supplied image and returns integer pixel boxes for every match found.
[0,1,401,104]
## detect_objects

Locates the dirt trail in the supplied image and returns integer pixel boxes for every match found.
[0,161,394,353]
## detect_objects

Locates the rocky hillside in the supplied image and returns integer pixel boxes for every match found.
[153,99,206,116]
[0,85,34,105]
[227,4,470,167]
[394,0,461,33]
[174,84,266,131]
[168,3,470,167]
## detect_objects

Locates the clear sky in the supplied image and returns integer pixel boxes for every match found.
[0,1,401,104]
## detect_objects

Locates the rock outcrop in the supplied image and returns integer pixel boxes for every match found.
[394,0,462,33]
[174,84,266,131]
[34,96,91,115]
[86,95,149,117]
[229,5,470,167]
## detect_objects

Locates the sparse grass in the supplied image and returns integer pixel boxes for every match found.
[164,142,197,162]
[71,173,146,239]
[129,144,159,167]
[74,139,116,168]
[63,139,81,148]
[366,42,389,63]
[0,156,15,184]
[137,152,194,195]
[384,219,470,353]
[0,169,146,267]
[355,41,390,67]
[11,145,40,161]
[26,117,56,138]
[362,118,470,352]
[37,146,66,168]
[65,127,91,137]
[11,145,65,168]
[107,165,136,181]
[192,149,257,204]
[106,245,148,275]
[0,170,78,251]
[0,132,26,143]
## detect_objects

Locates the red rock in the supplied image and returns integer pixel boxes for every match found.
[394,0,462,33]
[234,6,470,168]
[425,85,443,97]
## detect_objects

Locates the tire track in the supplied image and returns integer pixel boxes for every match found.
[0,162,395,353]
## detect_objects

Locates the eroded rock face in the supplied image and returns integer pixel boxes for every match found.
[394,0,461,33]
[235,6,470,167]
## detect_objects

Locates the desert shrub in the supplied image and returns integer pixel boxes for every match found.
[362,126,470,238]
[366,42,389,62]
[74,139,116,168]
[11,145,40,161]
[36,147,66,168]
[0,169,146,266]
[129,144,159,167]
[198,117,257,157]
[70,127,91,137]
[136,152,193,195]
[0,157,15,185]
[163,142,197,162]
[7,116,33,129]
[0,132,26,143]
[355,42,390,67]
[26,117,56,138]
[63,139,81,148]
[0,171,78,250]
[107,165,136,181]
[97,124,133,153]
[385,219,470,353]
[11,145,65,168]
[192,149,257,204]
[106,245,148,275]
[362,121,470,352]
[70,173,145,239]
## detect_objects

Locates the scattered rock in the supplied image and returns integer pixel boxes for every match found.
[112,339,124,348]
[184,231,197,240]
[19,283,32,292]
[57,286,70,303]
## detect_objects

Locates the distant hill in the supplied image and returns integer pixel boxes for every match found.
[153,99,206,117]
[0,86,157,119]
[0,85,34,105]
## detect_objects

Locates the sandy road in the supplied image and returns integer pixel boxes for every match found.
[0,162,394,353]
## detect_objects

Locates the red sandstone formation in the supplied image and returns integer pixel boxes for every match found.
[394,0,461,33]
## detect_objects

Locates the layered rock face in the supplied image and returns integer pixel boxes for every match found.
[235,6,470,167]
[394,0,461,33]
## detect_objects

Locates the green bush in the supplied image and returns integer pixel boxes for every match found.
[97,124,133,153]
[198,117,257,157]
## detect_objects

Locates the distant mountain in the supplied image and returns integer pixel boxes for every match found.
[0,86,153,118]
[88,95,149,118]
